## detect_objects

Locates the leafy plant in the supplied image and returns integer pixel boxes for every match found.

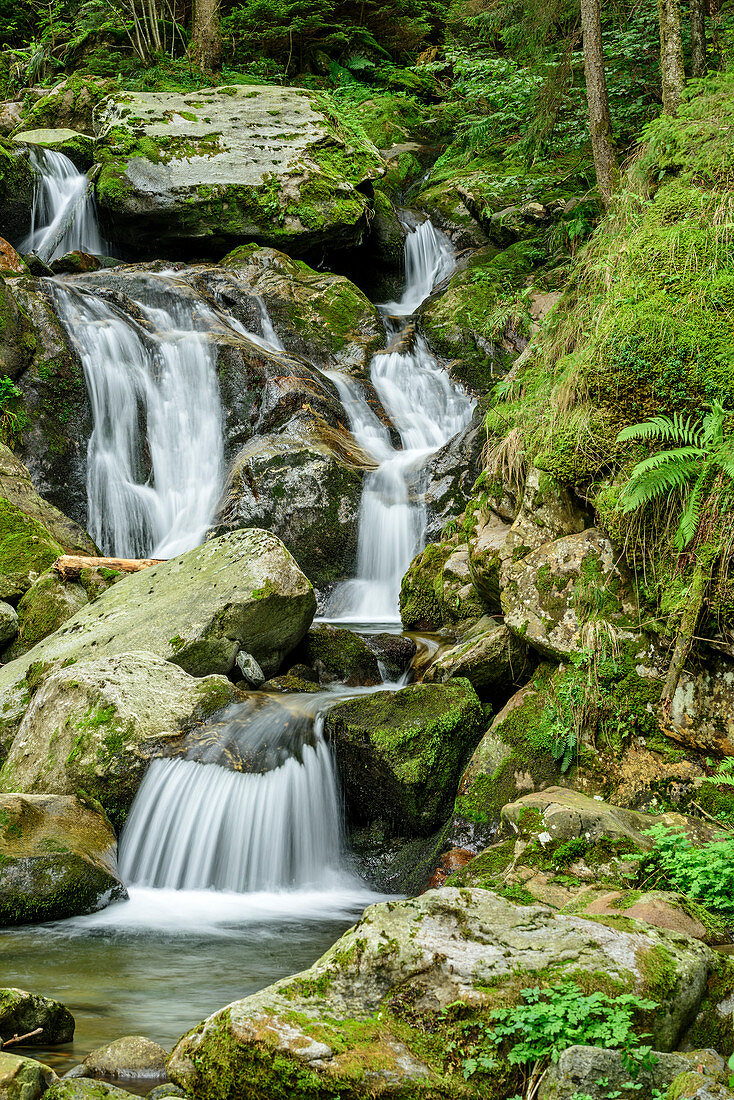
[636,824,734,918]
[444,982,658,1099]
[617,401,734,551]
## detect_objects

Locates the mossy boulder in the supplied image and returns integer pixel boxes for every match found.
[44,1081,138,1100]
[0,273,35,380]
[499,469,590,575]
[399,535,489,631]
[0,988,74,1044]
[325,678,484,835]
[9,571,88,657]
[294,625,380,687]
[94,86,382,259]
[217,245,384,372]
[422,409,487,545]
[0,602,18,649]
[0,652,238,829]
[0,793,125,925]
[18,76,117,134]
[0,529,315,752]
[167,887,724,1100]
[12,130,94,171]
[539,1046,731,1100]
[74,1036,168,1080]
[467,507,512,611]
[0,1052,56,1100]
[0,140,36,244]
[501,528,639,661]
[423,615,531,699]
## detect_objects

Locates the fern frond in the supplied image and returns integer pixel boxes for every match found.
[675,474,706,549]
[619,454,702,512]
[711,445,734,481]
[617,412,703,448]
[703,400,728,448]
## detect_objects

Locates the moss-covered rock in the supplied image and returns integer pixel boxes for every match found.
[0,602,18,649]
[75,1036,168,1080]
[423,615,531,699]
[325,678,484,835]
[44,1081,138,1100]
[0,140,36,245]
[399,534,490,631]
[0,652,238,829]
[12,129,94,171]
[217,245,384,372]
[0,987,74,1044]
[0,273,35,381]
[94,86,382,259]
[167,887,723,1100]
[294,625,380,686]
[0,792,125,925]
[0,1052,56,1100]
[539,1046,731,1100]
[18,76,117,134]
[9,571,88,657]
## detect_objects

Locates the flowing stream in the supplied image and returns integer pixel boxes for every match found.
[21,147,104,262]
[2,168,474,1074]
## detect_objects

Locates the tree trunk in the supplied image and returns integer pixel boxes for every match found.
[53,555,164,580]
[657,0,686,113]
[661,558,709,708]
[690,0,707,77]
[191,0,221,72]
[580,0,619,209]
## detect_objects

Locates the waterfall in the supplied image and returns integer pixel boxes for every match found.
[119,695,348,892]
[50,278,224,559]
[326,219,475,623]
[21,147,104,262]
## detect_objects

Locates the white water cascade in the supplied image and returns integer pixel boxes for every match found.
[119,695,350,893]
[50,279,224,559]
[327,218,475,623]
[21,147,104,262]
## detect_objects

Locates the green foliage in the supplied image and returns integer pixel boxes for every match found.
[617,401,734,550]
[443,982,658,1087]
[0,375,27,447]
[635,825,734,919]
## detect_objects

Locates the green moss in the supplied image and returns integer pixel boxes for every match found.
[0,499,65,577]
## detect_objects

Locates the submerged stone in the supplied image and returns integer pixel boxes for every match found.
[75,1037,168,1081]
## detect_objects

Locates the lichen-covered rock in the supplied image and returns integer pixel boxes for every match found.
[500,469,590,572]
[167,888,722,1100]
[325,678,484,835]
[666,656,734,756]
[9,572,88,656]
[74,1037,167,1080]
[468,507,512,611]
[423,615,530,697]
[0,652,237,828]
[539,1046,730,1100]
[217,245,384,372]
[295,625,381,686]
[0,793,125,925]
[0,988,74,1044]
[13,130,94,171]
[501,528,639,660]
[0,1052,56,1100]
[94,86,382,258]
[0,530,315,751]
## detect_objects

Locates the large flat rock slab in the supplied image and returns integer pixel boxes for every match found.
[94,86,383,257]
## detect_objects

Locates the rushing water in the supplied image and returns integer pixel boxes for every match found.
[20,147,104,262]
[326,218,475,623]
[50,279,224,559]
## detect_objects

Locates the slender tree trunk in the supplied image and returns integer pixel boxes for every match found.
[657,0,686,113]
[690,0,707,77]
[191,0,221,72]
[580,0,619,209]
[661,558,710,707]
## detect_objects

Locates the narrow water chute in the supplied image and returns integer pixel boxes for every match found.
[21,147,104,262]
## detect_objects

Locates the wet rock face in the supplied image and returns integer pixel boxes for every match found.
[0,987,74,1044]
[0,793,126,926]
[73,1036,168,1081]
[94,86,383,259]
[167,887,723,1100]
[325,678,484,835]
[0,652,238,829]
[0,1051,57,1100]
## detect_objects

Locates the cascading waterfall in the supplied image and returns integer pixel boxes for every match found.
[119,695,350,893]
[21,147,104,262]
[327,218,475,622]
[50,279,224,559]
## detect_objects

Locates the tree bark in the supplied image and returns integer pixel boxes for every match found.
[580,0,619,209]
[690,0,707,77]
[191,0,221,72]
[53,555,164,580]
[657,0,686,113]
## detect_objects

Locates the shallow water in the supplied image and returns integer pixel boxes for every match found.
[1,884,377,1077]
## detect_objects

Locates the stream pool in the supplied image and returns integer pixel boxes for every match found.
[1,883,378,1082]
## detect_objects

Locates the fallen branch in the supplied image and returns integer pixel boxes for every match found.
[2,1027,43,1046]
[53,555,164,581]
